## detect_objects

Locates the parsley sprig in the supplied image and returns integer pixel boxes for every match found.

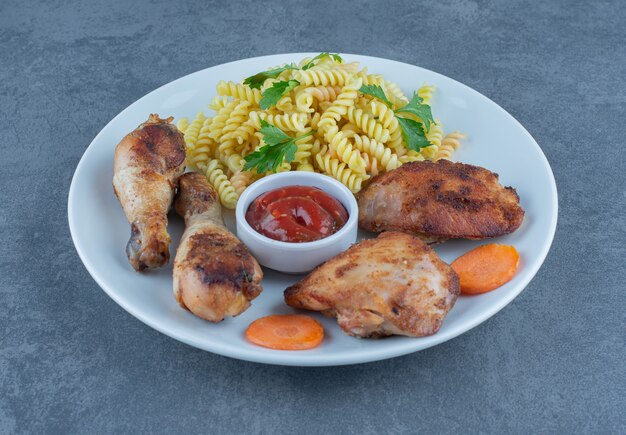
[394,92,434,131]
[359,85,435,152]
[259,79,300,110]
[301,52,343,70]
[243,63,298,90]
[243,120,315,173]
[243,53,343,109]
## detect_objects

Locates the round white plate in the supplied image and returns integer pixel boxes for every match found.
[68,53,557,366]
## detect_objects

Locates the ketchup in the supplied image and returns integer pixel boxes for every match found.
[245,186,349,243]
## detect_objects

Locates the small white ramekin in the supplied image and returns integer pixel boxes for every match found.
[236,172,358,274]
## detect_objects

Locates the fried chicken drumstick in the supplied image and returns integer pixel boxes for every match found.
[358,160,524,243]
[113,114,186,271]
[173,173,263,322]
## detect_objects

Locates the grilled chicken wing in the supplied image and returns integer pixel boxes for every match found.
[284,232,460,338]
[358,160,524,242]
[173,173,263,322]
[113,114,186,271]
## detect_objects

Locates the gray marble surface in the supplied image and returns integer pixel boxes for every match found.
[1,0,624,433]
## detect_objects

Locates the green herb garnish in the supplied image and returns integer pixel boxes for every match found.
[243,64,298,90]
[395,117,431,152]
[259,79,300,110]
[394,92,434,131]
[359,84,393,108]
[359,85,434,151]
[301,52,343,70]
[243,120,315,173]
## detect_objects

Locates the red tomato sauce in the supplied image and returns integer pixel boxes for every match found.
[245,185,349,243]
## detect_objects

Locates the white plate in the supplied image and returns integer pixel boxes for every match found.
[68,53,557,366]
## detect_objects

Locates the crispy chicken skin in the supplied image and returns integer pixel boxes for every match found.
[358,160,524,242]
[173,173,263,322]
[113,114,186,271]
[284,232,460,338]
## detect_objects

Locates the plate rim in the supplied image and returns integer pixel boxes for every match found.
[68,52,559,366]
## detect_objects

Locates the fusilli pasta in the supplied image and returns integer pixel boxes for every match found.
[175,54,464,207]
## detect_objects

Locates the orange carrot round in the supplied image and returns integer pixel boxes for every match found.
[451,244,520,295]
[245,314,324,350]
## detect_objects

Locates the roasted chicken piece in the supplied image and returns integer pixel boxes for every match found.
[358,160,524,243]
[284,232,460,338]
[113,114,186,271]
[173,173,263,322]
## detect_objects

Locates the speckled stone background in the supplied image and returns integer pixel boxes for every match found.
[1,0,624,433]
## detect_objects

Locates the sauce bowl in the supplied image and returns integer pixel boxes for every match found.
[235,172,359,274]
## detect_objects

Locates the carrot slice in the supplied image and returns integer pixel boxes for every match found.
[451,244,520,295]
[245,314,324,350]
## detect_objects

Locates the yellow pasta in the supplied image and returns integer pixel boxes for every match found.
[315,147,369,193]
[216,81,262,105]
[421,120,444,159]
[318,77,362,134]
[205,159,238,209]
[178,54,463,206]
[384,80,409,108]
[323,124,366,174]
[351,135,401,173]
[208,96,231,112]
[188,117,215,171]
[293,67,352,87]
[369,100,403,153]
[346,106,390,143]
[230,169,252,195]
[436,131,466,160]
[418,84,436,105]
[248,111,309,132]
[208,101,239,141]
[183,112,206,167]
[176,117,189,134]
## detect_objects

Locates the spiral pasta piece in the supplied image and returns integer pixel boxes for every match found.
[435,131,466,160]
[318,77,362,134]
[314,147,369,193]
[361,153,380,177]
[294,126,314,163]
[216,81,262,105]
[215,137,248,172]
[351,135,401,173]
[230,169,252,195]
[399,150,426,164]
[296,158,315,172]
[208,101,239,141]
[323,124,366,174]
[369,100,403,154]
[293,67,352,87]
[184,112,206,160]
[187,117,216,171]
[346,106,390,143]
[220,101,251,138]
[275,96,295,113]
[335,61,360,73]
[248,111,309,132]
[208,96,231,112]
[271,161,292,174]
[176,118,189,134]
[306,85,342,102]
[421,120,444,160]
[295,91,315,113]
[205,159,238,209]
[384,80,409,108]
[315,55,341,69]
[418,84,436,105]
[356,68,384,86]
